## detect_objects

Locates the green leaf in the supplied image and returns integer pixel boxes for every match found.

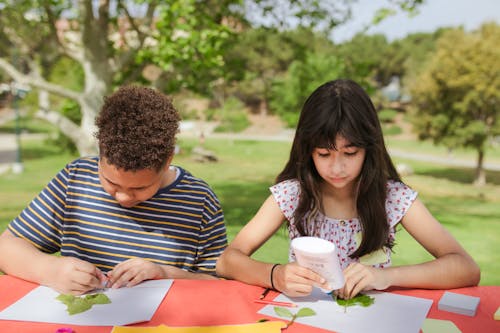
[66,297,92,315]
[57,292,112,315]
[336,293,375,308]
[274,306,293,318]
[296,307,316,317]
[85,293,111,304]
[56,294,76,306]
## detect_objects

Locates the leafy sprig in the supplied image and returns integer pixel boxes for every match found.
[334,293,375,313]
[273,306,316,329]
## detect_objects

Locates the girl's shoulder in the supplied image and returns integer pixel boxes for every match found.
[270,179,300,220]
[385,180,418,226]
[270,179,300,196]
[386,179,414,192]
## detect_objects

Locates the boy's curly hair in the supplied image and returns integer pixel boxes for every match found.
[95,85,180,171]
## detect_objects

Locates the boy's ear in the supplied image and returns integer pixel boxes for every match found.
[164,154,174,169]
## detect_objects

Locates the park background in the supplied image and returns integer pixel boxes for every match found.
[0,0,499,285]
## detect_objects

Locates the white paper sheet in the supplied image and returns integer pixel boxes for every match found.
[0,279,173,326]
[258,288,432,333]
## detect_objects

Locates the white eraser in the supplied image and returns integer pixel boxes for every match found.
[438,291,480,317]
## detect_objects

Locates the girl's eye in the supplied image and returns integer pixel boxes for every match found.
[316,150,330,157]
[345,150,358,156]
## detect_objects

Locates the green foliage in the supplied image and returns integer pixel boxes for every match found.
[56,293,111,315]
[382,124,403,136]
[269,52,347,127]
[409,23,500,183]
[395,31,444,90]
[48,56,84,93]
[0,0,69,60]
[44,99,80,154]
[224,27,305,106]
[141,0,235,94]
[378,109,399,123]
[224,27,337,114]
[210,97,250,133]
[0,116,53,134]
[335,33,391,86]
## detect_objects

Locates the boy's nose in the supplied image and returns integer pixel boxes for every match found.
[115,191,135,207]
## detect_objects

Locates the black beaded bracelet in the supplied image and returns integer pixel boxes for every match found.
[270,263,280,290]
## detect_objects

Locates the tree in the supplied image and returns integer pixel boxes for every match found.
[269,51,348,127]
[0,0,423,155]
[0,0,235,155]
[224,27,336,115]
[335,33,391,87]
[409,23,500,185]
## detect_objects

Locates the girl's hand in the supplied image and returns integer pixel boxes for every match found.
[108,258,164,288]
[337,262,390,299]
[49,256,105,295]
[273,262,330,297]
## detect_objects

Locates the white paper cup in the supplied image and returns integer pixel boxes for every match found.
[291,236,345,292]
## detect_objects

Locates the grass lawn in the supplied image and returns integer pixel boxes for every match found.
[0,137,498,285]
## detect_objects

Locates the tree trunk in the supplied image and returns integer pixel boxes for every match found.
[76,60,111,156]
[259,99,268,116]
[473,148,486,186]
[75,100,99,156]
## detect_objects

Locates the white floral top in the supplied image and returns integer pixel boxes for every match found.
[270,179,418,269]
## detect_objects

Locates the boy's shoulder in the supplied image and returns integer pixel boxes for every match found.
[173,166,216,193]
[63,156,99,173]
[67,156,98,166]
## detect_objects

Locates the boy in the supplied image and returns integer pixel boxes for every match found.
[0,86,227,295]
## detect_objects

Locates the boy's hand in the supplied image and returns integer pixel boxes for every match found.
[48,256,105,295]
[107,258,163,288]
[273,262,330,297]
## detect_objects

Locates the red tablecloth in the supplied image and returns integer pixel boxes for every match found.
[0,275,498,333]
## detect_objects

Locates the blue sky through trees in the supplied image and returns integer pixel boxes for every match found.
[332,0,500,43]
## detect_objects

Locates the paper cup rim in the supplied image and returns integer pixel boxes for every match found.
[291,236,336,253]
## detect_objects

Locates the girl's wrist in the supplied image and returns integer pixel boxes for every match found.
[380,266,397,289]
[270,263,280,290]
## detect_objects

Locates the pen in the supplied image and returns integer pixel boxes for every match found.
[254,299,297,308]
[259,288,271,299]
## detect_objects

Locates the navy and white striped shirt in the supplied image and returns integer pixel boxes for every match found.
[8,157,227,275]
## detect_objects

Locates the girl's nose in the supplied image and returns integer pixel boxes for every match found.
[330,156,345,174]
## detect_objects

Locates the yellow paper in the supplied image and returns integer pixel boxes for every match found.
[421,318,461,333]
[494,306,500,320]
[112,321,286,333]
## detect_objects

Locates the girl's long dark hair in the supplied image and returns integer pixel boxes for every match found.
[276,79,401,258]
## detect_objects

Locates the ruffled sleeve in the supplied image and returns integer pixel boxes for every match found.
[385,180,418,227]
[269,179,301,223]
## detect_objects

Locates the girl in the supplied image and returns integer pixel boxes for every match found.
[216,79,480,299]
